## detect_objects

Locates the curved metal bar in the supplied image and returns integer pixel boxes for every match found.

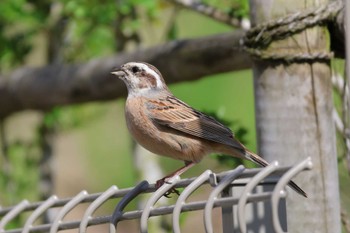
[173,170,213,233]
[0,200,30,232]
[271,157,313,233]
[140,175,180,233]
[79,186,119,233]
[22,196,58,233]
[237,161,279,233]
[204,165,245,233]
[109,180,149,233]
[50,190,88,233]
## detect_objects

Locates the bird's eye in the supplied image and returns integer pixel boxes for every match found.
[131,66,140,73]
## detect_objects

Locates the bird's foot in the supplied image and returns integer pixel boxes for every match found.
[155,177,180,198]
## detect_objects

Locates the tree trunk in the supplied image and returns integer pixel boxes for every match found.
[250,0,340,232]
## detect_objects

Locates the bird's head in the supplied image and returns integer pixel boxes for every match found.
[112,62,169,96]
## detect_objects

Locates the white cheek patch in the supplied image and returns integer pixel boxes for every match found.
[131,76,140,86]
[128,62,164,89]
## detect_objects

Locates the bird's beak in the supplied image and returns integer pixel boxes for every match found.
[111,68,125,78]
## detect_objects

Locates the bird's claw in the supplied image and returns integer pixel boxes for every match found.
[155,178,180,198]
[164,188,180,198]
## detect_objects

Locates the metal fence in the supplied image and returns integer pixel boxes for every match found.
[0,157,312,233]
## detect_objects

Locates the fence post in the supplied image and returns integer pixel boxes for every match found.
[249,0,341,232]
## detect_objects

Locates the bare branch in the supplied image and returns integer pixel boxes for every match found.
[0,31,250,118]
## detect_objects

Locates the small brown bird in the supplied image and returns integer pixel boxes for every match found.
[112,62,307,198]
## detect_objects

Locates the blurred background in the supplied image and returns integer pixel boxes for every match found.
[0,0,349,232]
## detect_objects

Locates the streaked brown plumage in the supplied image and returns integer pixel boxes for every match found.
[112,62,307,198]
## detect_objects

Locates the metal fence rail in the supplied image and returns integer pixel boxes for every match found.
[0,157,312,233]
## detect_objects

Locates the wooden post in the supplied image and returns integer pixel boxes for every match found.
[249,0,341,232]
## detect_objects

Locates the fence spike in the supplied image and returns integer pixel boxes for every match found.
[110,180,149,233]
[271,157,313,233]
[79,186,118,233]
[140,175,180,233]
[0,200,30,232]
[237,161,279,233]
[204,165,245,233]
[50,190,88,233]
[173,170,213,233]
[22,196,58,233]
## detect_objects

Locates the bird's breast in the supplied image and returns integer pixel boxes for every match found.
[124,97,210,162]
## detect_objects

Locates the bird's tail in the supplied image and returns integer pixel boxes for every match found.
[244,149,307,198]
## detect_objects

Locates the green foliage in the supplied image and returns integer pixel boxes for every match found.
[203,0,249,19]
[0,1,34,70]
[0,140,40,205]
[0,0,166,69]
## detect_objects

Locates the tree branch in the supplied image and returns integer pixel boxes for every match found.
[0,30,250,118]
[1,0,345,119]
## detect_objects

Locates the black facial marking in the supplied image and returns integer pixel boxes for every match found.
[131,66,141,73]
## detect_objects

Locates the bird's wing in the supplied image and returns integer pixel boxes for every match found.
[146,95,245,150]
